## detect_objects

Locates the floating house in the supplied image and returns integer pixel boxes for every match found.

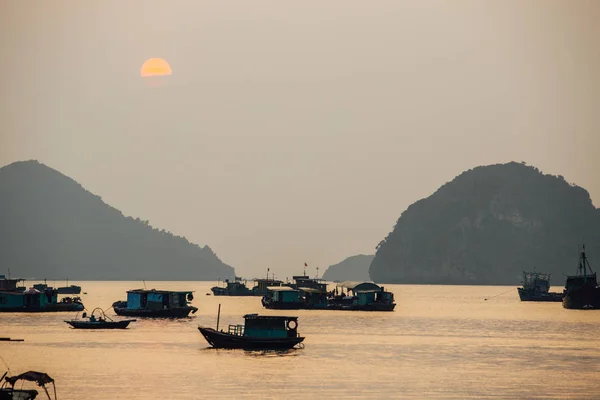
[328,281,396,311]
[112,289,198,318]
[0,275,84,312]
[261,286,306,309]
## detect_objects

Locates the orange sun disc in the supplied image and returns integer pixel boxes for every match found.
[140,58,172,77]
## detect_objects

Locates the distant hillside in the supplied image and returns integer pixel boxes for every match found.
[370,162,600,285]
[0,160,235,280]
[322,255,374,282]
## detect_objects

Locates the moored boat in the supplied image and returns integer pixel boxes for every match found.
[211,275,284,297]
[562,245,600,310]
[1,371,57,400]
[0,277,84,313]
[112,289,197,318]
[327,281,396,311]
[517,270,562,302]
[65,307,136,329]
[56,281,81,295]
[198,306,304,350]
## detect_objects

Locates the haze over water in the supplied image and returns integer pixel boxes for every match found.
[2,282,600,399]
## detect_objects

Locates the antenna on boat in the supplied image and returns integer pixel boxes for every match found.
[143,280,147,289]
[304,262,307,276]
[316,267,319,279]
[7,268,10,279]
[216,304,221,331]
[267,268,270,280]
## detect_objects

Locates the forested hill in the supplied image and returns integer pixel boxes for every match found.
[0,160,235,280]
[322,254,374,282]
[369,162,600,285]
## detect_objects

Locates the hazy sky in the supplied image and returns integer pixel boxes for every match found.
[1,1,599,279]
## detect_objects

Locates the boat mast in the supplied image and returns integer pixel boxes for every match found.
[216,304,221,331]
[581,245,588,280]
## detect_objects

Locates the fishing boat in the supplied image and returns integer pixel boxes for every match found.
[211,277,256,296]
[65,308,136,329]
[112,289,197,318]
[0,371,57,400]
[56,279,81,295]
[562,245,600,309]
[198,306,304,350]
[517,270,562,302]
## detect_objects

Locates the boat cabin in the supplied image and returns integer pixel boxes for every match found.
[254,278,283,294]
[266,286,302,304]
[0,275,24,292]
[227,314,299,338]
[125,289,194,310]
[521,271,551,293]
[289,275,328,292]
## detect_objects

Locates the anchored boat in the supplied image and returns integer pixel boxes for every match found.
[198,305,305,350]
[65,308,136,329]
[211,277,284,296]
[563,245,600,310]
[0,276,84,313]
[517,270,562,302]
[327,281,396,311]
[112,289,197,318]
[1,371,57,400]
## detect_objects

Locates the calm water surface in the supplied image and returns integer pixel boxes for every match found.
[2,282,600,399]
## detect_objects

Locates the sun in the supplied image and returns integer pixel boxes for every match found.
[140,58,172,77]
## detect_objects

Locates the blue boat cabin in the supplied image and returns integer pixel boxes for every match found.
[125,289,194,310]
[266,286,302,304]
[228,314,299,338]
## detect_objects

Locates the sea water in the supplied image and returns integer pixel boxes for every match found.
[1,282,599,399]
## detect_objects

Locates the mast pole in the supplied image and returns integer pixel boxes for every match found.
[216,303,221,331]
[582,245,587,279]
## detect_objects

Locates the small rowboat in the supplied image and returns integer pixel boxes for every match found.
[65,307,136,330]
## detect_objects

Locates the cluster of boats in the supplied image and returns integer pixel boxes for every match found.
[2,247,600,398]
[212,274,397,311]
[0,278,84,313]
[517,245,600,308]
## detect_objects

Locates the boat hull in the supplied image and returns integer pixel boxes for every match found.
[517,288,563,302]
[211,287,257,296]
[57,286,81,295]
[113,306,197,318]
[198,327,304,349]
[262,298,396,311]
[0,303,84,313]
[562,286,600,309]
[0,389,39,400]
[65,320,135,329]
[327,302,396,311]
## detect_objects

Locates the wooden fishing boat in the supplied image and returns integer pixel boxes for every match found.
[1,370,57,400]
[65,308,136,329]
[198,305,305,350]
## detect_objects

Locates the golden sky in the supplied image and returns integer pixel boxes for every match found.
[0,1,599,277]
